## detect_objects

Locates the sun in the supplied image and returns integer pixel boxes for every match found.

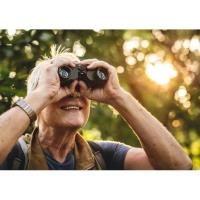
[145,62,177,85]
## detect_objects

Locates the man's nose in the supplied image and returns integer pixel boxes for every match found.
[68,80,81,97]
[75,84,80,92]
[72,80,80,92]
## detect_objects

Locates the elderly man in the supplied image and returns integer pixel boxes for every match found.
[0,47,192,170]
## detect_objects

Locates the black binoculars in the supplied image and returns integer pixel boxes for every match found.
[58,64,108,88]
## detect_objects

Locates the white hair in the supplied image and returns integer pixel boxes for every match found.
[27,45,78,94]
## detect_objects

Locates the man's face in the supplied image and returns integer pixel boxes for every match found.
[39,95,91,130]
[37,54,90,130]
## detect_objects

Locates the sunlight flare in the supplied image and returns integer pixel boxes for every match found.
[145,62,177,85]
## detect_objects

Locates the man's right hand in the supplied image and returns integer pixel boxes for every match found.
[25,56,78,114]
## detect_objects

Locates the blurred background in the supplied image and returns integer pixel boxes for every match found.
[0,30,200,169]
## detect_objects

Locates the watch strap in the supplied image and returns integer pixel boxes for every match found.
[13,99,37,123]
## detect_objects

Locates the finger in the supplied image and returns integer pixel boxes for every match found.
[86,61,115,76]
[51,57,76,69]
[86,61,113,71]
[79,59,98,65]
[73,60,79,65]
[59,54,80,64]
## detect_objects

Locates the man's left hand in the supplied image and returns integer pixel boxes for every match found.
[78,59,124,105]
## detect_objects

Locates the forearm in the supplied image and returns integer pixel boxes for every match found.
[0,91,46,164]
[111,90,192,169]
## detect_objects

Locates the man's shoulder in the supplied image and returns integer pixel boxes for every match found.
[90,140,131,170]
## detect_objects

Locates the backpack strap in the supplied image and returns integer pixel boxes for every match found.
[18,137,28,169]
[87,141,107,170]
[7,137,28,170]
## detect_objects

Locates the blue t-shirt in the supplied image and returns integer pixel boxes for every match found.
[45,151,75,170]
[45,141,131,170]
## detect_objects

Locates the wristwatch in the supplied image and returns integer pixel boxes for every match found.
[13,99,37,123]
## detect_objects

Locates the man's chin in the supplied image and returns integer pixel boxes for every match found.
[62,120,84,130]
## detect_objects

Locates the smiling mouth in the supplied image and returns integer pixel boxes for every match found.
[60,105,82,111]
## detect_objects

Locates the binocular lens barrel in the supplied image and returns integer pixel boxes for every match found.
[58,68,70,79]
[58,65,108,88]
[97,69,107,80]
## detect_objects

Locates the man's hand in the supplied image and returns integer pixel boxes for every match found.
[26,56,79,114]
[79,59,124,105]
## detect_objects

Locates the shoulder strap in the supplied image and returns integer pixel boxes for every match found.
[7,138,28,170]
[88,141,107,170]
[18,137,29,168]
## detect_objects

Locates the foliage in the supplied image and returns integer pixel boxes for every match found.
[0,29,200,169]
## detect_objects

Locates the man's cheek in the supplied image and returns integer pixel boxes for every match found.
[84,107,91,122]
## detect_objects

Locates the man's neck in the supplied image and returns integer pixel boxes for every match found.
[38,125,77,163]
